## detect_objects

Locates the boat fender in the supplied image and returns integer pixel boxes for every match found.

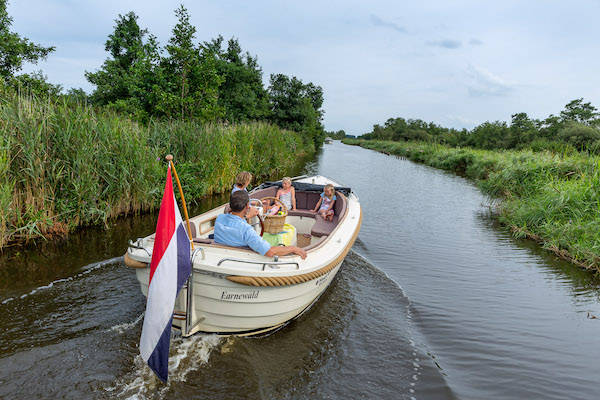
[124,252,148,268]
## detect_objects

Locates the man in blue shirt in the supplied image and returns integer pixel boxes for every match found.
[214,191,307,259]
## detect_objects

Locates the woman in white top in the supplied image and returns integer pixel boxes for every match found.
[268,177,296,214]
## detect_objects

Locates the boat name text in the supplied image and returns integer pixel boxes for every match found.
[221,290,260,300]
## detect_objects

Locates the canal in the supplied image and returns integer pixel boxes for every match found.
[0,141,598,399]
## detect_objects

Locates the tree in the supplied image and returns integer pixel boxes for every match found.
[10,70,62,96]
[204,36,270,122]
[558,122,600,150]
[159,5,223,120]
[268,73,325,146]
[560,98,599,125]
[467,121,510,149]
[509,112,537,148]
[86,11,164,119]
[0,0,54,79]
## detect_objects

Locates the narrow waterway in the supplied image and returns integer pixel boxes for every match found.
[0,141,599,399]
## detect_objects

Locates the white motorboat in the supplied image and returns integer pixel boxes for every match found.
[124,175,362,336]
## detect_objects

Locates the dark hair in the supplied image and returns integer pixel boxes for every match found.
[230,190,249,212]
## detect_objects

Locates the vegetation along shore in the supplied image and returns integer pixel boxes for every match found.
[0,2,324,248]
[344,98,600,271]
[342,139,600,271]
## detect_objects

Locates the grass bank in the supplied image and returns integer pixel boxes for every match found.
[0,90,313,248]
[343,138,600,271]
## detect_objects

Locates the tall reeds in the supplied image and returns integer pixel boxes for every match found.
[0,90,312,248]
[344,139,600,270]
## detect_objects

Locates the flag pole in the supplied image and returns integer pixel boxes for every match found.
[166,154,194,250]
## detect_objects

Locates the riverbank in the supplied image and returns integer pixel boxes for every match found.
[343,138,600,271]
[0,90,313,248]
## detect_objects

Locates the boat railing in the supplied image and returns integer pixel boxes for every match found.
[217,257,300,271]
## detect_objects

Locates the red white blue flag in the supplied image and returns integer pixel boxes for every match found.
[139,164,191,382]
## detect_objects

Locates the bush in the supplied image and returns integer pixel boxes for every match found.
[0,89,312,247]
[558,122,600,150]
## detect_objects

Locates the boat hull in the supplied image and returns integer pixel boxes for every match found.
[136,261,342,336]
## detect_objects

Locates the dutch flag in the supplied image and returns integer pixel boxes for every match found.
[139,164,192,382]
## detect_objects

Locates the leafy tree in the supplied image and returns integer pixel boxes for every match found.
[560,98,599,125]
[268,73,325,146]
[86,11,163,120]
[10,70,62,96]
[509,112,537,148]
[466,121,510,149]
[0,0,54,79]
[327,129,346,139]
[64,88,90,104]
[558,122,600,150]
[204,36,270,122]
[159,5,223,120]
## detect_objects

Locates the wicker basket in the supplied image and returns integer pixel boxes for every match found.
[261,196,288,234]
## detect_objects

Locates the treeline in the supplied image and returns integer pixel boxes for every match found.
[0,1,326,147]
[362,99,600,154]
[324,129,351,140]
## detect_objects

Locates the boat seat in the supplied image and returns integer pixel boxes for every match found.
[310,215,339,237]
[249,186,278,200]
[309,193,347,237]
[295,191,321,210]
[287,209,316,218]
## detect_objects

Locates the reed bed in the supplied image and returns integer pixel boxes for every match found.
[344,139,600,271]
[0,90,312,248]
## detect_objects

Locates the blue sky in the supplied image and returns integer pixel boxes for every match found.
[8,0,600,135]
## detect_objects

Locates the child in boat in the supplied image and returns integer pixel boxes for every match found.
[312,184,336,221]
[232,171,252,194]
[267,177,296,215]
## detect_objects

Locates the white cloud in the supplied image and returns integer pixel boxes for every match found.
[465,64,514,97]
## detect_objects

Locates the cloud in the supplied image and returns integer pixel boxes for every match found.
[445,114,477,128]
[469,38,483,45]
[369,14,407,33]
[465,64,514,97]
[427,39,462,49]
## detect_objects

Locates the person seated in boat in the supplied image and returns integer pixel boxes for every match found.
[232,171,252,194]
[312,184,336,221]
[215,190,307,259]
[267,177,296,215]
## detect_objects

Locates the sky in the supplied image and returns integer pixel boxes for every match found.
[8,0,600,135]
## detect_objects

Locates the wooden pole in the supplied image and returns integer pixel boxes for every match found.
[166,154,194,250]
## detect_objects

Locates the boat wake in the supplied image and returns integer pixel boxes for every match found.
[0,256,123,305]
[106,333,223,399]
[342,250,444,399]
[107,312,144,334]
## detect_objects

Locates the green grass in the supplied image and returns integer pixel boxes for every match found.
[344,138,600,270]
[0,89,313,248]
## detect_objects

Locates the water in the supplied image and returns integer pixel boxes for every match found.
[0,141,599,399]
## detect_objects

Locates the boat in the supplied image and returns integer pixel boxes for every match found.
[324,137,333,144]
[124,175,362,337]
